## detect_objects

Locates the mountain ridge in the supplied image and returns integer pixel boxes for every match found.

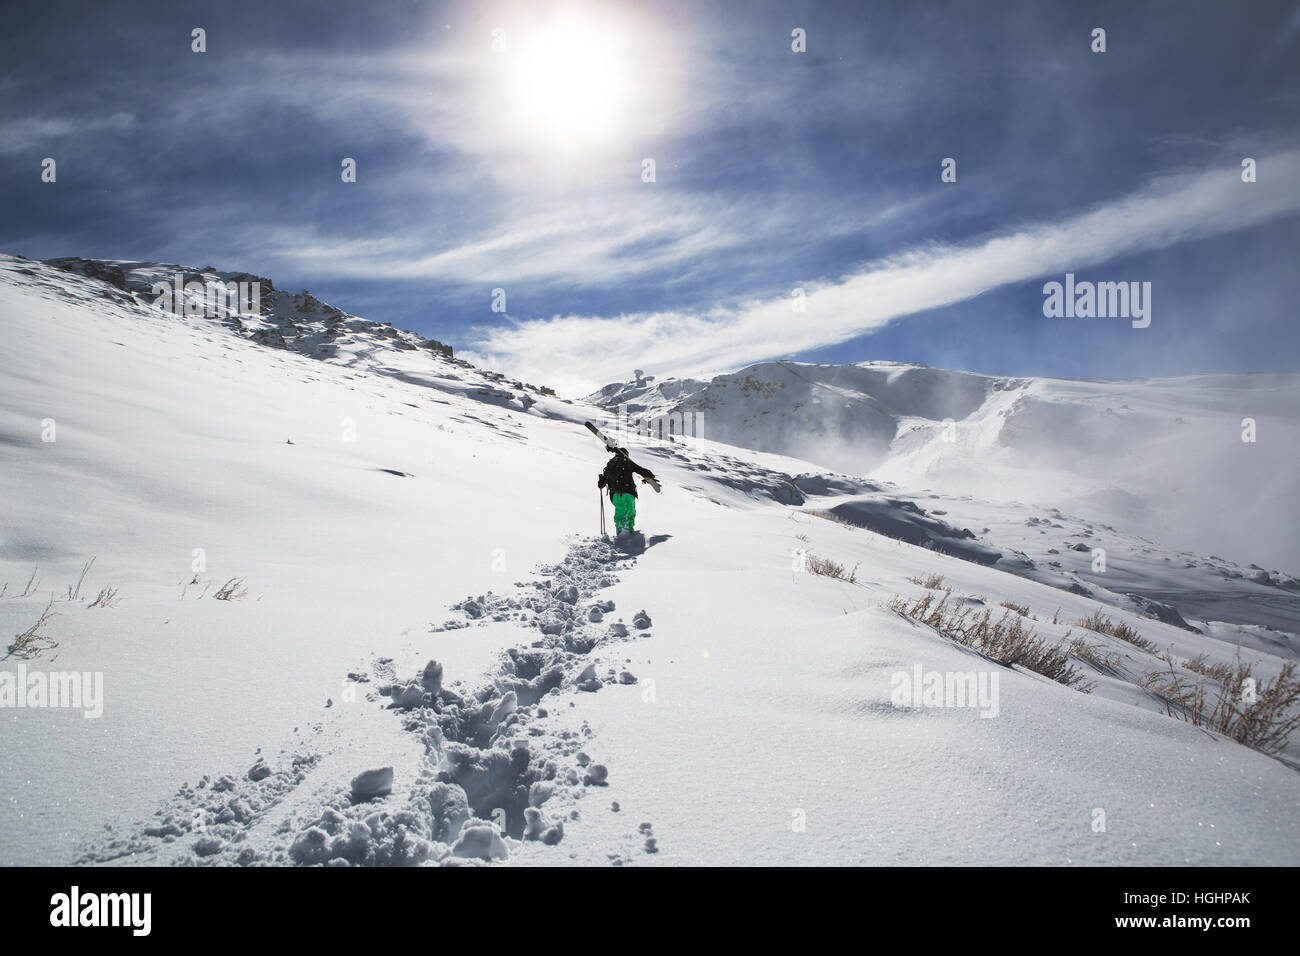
[587,359,1300,570]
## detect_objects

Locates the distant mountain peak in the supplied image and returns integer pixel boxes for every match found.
[586,357,1299,568]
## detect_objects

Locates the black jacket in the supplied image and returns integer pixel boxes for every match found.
[598,453,656,499]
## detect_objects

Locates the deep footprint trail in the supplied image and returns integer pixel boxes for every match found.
[75,536,656,866]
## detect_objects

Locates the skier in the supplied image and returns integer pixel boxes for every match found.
[597,447,658,536]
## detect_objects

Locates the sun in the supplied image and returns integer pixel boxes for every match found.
[476,4,674,162]
[506,16,630,151]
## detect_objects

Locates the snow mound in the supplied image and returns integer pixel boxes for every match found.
[827,497,1002,565]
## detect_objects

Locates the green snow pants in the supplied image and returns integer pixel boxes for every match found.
[611,492,637,533]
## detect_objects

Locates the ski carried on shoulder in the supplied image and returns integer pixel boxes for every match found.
[584,419,621,453]
[584,421,662,493]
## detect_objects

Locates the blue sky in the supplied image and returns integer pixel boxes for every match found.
[2,0,1298,395]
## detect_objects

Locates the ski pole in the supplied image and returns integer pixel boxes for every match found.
[600,490,606,536]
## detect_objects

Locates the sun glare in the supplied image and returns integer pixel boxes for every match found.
[507,17,630,151]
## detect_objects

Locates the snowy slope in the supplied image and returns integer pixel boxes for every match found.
[588,361,1300,572]
[1,255,1297,867]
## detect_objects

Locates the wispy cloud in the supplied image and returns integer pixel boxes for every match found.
[463,146,1300,396]
[0,112,135,158]
[256,186,932,290]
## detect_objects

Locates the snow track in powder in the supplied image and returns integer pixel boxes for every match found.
[74,536,660,866]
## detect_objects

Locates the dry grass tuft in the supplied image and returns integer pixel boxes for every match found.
[213,577,248,601]
[807,554,859,584]
[1067,636,1126,678]
[66,557,95,602]
[5,599,58,661]
[907,573,947,590]
[1140,653,1300,755]
[88,586,120,609]
[1076,608,1157,652]
[886,589,1089,690]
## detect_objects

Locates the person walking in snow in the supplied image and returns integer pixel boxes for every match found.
[598,447,658,536]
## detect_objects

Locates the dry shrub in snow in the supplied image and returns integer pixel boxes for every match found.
[1067,636,1125,678]
[806,554,859,583]
[213,577,248,601]
[5,599,58,661]
[887,589,1088,690]
[1076,608,1157,652]
[908,573,947,589]
[88,586,120,608]
[1140,653,1300,755]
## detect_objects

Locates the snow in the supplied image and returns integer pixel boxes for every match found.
[535,509,1298,865]
[588,359,1300,571]
[1,254,1296,867]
